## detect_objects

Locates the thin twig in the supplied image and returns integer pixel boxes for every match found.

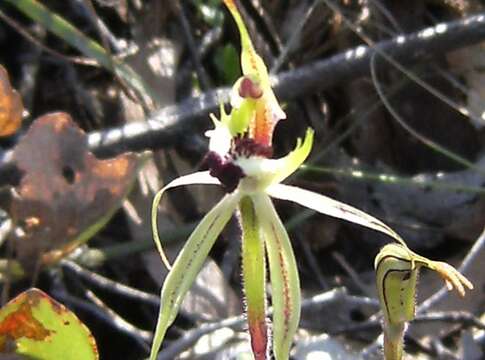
[84,288,152,345]
[61,259,160,307]
[301,237,328,289]
[319,0,481,125]
[51,288,151,349]
[271,0,320,74]
[413,311,485,330]
[171,0,211,90]
[370,53,482,173]
[332,251,372,296]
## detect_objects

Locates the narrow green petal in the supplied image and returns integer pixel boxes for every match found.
[240,196,268,360]
[252,193,300,360]
[270,128,314,185]
[149,192,240,360]
[152,171,220,269]
[266,183,407,246]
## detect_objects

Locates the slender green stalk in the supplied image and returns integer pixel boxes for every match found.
[383,323,405,360]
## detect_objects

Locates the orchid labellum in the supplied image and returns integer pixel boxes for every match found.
[149,1,411,359]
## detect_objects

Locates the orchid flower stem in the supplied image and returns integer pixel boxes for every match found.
[383,323,405,360]
[240,196,268,360]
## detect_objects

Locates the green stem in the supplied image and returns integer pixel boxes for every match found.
[240,196,267,360]
[384,323,405,360]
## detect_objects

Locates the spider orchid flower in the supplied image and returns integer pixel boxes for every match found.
[149,1,405,359]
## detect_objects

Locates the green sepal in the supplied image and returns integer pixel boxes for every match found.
[149,192,240,360]
[252,193,300,360]
[240,196,268,359]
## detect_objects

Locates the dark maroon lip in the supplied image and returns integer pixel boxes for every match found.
[203,134,273,193]
[204,151,244,193]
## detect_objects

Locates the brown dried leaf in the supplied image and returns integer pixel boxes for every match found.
[0,65,23,137]
[10,112,138,271]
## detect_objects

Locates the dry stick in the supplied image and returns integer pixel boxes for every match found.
[271,0,321,74]
[320,0,480,124]
[79,0,126,52]
[370,53,481,172]
[61,259,160,307]
[332,251,372,296]
[246,0,283,54]
[413,311,485,330]
[171,0,211,90]
[333,310,485,336]
[0,11,485,182]
[51,288,152,348]
[84,288,153,344]
[300,237,329,289]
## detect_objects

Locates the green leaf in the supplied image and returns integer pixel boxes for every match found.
[0,288,98,360]
[4,0,156,104]
[214,44,241,85]
[149,192,241,360]
[253,194,300,360]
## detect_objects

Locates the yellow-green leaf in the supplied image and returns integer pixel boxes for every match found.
[0,288,98,360]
